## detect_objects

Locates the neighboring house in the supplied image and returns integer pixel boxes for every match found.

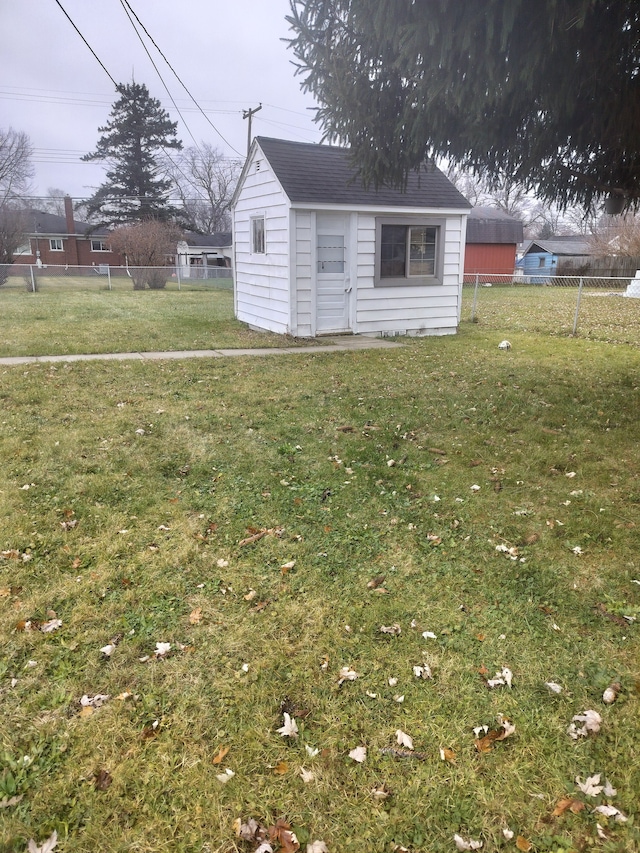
[14,197,124,267]
[464,206,524,277]
[521,235,592,281]
[232,136,470,338]
[176,232,232,279]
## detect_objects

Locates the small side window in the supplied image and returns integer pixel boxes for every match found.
[50,238,63,251]
[251,216,265,254]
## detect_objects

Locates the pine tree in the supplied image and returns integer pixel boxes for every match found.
[83,82,182,226]
[288,0,640,211]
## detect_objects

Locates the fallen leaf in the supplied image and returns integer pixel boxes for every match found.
[371,785,390,801]
[593,804,627,822]
[189,607,202,624]
[367,574,386,589]
[380,623,401,635]
[575,774,603,797]
[212,746,230,765]
[396,729,414,750]
[307,842,328,853]
[0,794,24,808]
[273,760,289,775]
[439,747,456,764]
[27,831,58,853]
[453,834,483,851]
[281,560,296,574]
[474,717,515,753]
[567,709,602,739]
[300,767,315,783]
[79,705,94,718]
[349,746,367,763]
[268,819,300,853]
[100,644,116,657]
[276,712,298,738]
[552,797,585,816]
[544,681,563,694]
[413,664,433,679]
[215,768,235,783]
[337,666,359,685]
[515,837,532,852]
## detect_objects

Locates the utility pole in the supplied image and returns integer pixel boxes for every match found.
[243,103,262,156]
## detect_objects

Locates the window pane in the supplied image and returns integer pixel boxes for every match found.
[252,218,265,253]
[380,224,407,277]
[317,234,345,273]
[408,226,436,276]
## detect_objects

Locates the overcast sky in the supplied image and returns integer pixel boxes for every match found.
[0,0,322,201]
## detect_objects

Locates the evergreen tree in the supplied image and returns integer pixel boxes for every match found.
[83,82,182,226]
[288,0,640,211]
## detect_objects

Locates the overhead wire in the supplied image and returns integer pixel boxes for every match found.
[120,0,243,157]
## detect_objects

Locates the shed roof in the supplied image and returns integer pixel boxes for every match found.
[466,206,523,244]
[254,137,470,210]
[182,231,232,248]
[526,236,592,256]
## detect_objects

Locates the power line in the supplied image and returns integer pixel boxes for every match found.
[53,0,119,90]
[120,0,243,157]
[117,0,201,153]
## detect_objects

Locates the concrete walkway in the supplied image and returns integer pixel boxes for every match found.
[0,336,402,366]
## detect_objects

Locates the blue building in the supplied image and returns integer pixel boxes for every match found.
[521,236,592,282]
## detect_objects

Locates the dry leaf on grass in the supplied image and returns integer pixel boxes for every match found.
[439,747,456,764]
[212,746,230,765]
[395,730,414,750]
[485,667,513,689]
[568,709,602,739]
[300,767,315,783]
[337,666,359,685]
[593,804,627,822]
[94,768,112,791]
[215,768,235,783]
[276,712,298,738]
[273,760,289,775]
[28,832,58,853]
[307,842,329,853]
[0,794,24,809]
[380,623,401,635]
[474,717,515,753]
[552,797,585,816]
[575,774,603,797]
[349,746,367,763]
[268,819,300,853]
[515,837,532,852]
[454,834,483,850]
[413,664,433,679]
[189,607,202,624]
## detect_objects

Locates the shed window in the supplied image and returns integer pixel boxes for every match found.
[251,216,265,254]
[50,238,63,251]
[375,217,445,286]
[538,256,545,268]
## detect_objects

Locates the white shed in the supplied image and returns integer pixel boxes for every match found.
[232,137,471,338]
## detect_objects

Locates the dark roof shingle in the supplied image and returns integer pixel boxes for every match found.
[255,137,470,210]
[466,206,523,244]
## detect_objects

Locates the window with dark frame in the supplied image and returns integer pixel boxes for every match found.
[251,216,265,254]
[376,218,444,286]
[91,239,109,251]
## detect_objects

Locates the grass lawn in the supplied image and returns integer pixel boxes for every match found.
[1,325,639,852]
[0,287,313,357]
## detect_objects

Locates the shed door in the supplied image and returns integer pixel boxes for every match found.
[316,214,350,333]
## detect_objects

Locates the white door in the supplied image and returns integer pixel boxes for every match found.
[316,214,350,333]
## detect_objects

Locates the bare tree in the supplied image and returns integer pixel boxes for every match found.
[39,188,68,217]
[166,144,241,234]
[0,203,30,284]
[0,128,34,204]
[589,213,640,258]
[109,220,182,289]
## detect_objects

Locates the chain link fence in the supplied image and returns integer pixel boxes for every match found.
[461,271,640,345]
[0,263,233,293]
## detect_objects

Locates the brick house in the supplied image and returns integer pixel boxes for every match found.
[15,196,124,267]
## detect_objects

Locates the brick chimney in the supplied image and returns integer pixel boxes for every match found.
[64,195,79,266]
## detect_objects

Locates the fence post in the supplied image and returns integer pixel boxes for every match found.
[572,276,584,336]
[30,266,36,293]
[471,273,480,322]
[107,265,112,291]
[176,264,181,290]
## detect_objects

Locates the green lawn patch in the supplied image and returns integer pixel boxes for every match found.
[1,328,639,852]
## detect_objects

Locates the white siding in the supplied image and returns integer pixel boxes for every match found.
[233,149,291,334]
[293,210,313,336]
[354,213,465,336]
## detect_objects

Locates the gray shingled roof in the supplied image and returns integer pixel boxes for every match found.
[527,236,592,256]
[466,206,523,244]
[255,137,470,209]
[26,209,108,237]
[183,231,232,248]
